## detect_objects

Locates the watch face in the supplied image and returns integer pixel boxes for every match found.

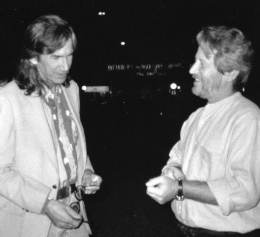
[176,194,184,201]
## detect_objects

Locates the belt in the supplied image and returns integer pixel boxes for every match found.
[177,221,242,237]
[56,183,83,201]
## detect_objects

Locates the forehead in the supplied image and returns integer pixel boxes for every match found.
[52,38,74,56]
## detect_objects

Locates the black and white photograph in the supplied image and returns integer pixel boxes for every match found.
[1,1,260,236]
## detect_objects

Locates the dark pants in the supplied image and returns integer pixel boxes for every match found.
[177,221,260,237]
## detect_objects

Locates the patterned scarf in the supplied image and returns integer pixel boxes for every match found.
[42,85,78,184]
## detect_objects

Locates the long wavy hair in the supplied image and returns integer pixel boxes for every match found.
[196,26,254,92]
[15,14,77,96]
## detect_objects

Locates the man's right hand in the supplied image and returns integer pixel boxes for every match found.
[146,175,177,204]
[43,199,83,229]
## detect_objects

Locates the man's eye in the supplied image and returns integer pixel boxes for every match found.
[52,55,60,60]
[199,60,205,68]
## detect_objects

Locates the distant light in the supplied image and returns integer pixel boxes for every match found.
[98,11,106,16]
[170,82,177,90]
[81,86,110,94]
[120,41,126,46]
[81,85,87,91]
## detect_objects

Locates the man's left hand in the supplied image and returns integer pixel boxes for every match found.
[145,175,177,204]
[81,169,102,194]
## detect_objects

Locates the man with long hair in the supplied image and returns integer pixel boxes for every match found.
[0,14,102,237]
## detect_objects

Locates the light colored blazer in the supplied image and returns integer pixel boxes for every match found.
[0,80,93,237]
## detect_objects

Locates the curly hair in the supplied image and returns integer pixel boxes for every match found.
[15,14,77,95]
[196,26,254,91]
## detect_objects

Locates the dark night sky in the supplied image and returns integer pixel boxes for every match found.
[1,0,259,102]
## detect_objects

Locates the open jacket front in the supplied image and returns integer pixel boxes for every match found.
[0,80,93,237]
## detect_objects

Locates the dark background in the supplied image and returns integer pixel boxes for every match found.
[1,1,260,236]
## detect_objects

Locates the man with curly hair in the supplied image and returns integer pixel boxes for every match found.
[146,26,260,236]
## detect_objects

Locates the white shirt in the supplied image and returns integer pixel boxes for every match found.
[164,92,260,233]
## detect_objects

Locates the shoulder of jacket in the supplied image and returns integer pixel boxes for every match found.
[0,80,21,96]
[69,80,79,90]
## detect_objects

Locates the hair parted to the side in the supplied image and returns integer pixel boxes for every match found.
[15,14,77,95]
[196,26,254,91]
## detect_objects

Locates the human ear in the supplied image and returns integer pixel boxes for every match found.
[223,70,239,82]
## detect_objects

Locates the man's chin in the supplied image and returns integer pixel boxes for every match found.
[191,87,200,96]
[55,77,67,84]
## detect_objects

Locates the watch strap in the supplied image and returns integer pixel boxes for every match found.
[175,178,184,201]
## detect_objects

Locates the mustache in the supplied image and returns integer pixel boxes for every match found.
[191,74,199,81]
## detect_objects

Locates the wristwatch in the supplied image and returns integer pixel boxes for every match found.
[175,178,184,201]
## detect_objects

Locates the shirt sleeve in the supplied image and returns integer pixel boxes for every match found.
[162,118,190,171]
[208,112,260,215]
[0,96,51,214]
[162,141,183,172]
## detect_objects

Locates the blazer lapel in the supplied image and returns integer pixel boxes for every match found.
[28,95,59,171]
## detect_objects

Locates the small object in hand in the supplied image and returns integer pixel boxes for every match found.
[70,201,80,214]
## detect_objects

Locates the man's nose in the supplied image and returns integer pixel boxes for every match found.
[189,62,197,75]
[61,58,69,71]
